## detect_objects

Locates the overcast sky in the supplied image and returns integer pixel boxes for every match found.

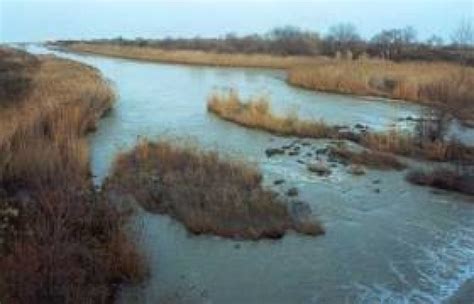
[1,0,473,43]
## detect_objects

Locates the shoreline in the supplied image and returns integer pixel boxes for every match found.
[56,43,474,127]
[55,43,320,69]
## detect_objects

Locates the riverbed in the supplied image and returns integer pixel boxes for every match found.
[26,44,474,304]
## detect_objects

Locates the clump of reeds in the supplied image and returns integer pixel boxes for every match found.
[104,140,324,240]
[360,131,474,162]
[406,169,474,195]
[328,146,406,170]
[208,90,337,139]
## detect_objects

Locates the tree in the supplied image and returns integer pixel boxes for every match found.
[451,19,474,47]
[326,23,361,56]
[370,26,417,59]
[426,35,444,48]
[267,26,320,55]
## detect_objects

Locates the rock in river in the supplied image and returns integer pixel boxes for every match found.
[347,164,366,175]
[286,187,299,197]
[265,148,285,157]
[307,162,331,176]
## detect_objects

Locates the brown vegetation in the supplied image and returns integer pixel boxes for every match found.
[104,140,324,240]
[0,48,145,304]
[208,90,337,138]
[64,43,322,69]
[406,169,474,195]
[207,91,474,163]
[0,48,40,105]
[288,61,474,122]
[328,146,406,170]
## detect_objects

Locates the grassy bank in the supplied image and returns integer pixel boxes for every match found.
[207,91,474,163]
[288,61,474,122]
[0,48,145,303]
[104,140,324,240]
[63,43,322,69]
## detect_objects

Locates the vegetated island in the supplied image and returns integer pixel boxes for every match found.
[104,140,324,240]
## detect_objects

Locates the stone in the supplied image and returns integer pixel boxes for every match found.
[265,148,284,157]
[273,179,285,185]
[289,201,312,222]
[286,187,299,197]
[347,164,366,175]
[288,150,300,156]
[316,148,328,155]
[307,162,331,176]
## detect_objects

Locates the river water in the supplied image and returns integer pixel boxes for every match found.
[26,45,474,304]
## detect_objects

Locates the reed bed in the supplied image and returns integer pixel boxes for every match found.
[288,61,474,122]
[0,48,145,304]
[65,43,324,69]
[104,140,324,240]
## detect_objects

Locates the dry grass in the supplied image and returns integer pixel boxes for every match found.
[288,60,474,121]
[64,43,324,69]
[328,146,406,170]
[208,90,337,138]
[0,48,146,304]
[406,169,474,195]
[104,140,324,240]
[360,131,474,162]
[207,91,474,163]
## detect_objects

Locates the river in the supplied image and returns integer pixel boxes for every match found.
[25,44,474,304]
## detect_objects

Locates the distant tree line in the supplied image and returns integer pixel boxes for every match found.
[63,20,474,65]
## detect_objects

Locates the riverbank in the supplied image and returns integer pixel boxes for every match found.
[60,43,322,69]
[58,42,474,125]
[0,48,145,303]
[288,61,474,124]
